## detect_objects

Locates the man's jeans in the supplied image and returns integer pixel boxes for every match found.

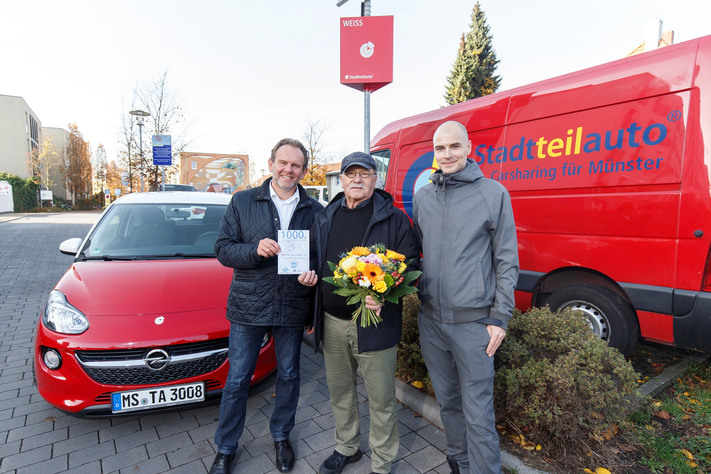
[214,322,303,455]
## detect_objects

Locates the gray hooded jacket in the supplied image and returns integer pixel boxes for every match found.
[413,159,519,329]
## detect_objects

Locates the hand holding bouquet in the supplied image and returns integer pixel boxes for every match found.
[323,243,421,327]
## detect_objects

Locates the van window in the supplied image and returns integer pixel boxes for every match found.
[371,149,391,188]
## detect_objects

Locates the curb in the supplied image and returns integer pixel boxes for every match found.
[393,351,710,474]
[630,351,709,405]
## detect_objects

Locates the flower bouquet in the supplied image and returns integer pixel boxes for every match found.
[322,243,421,327]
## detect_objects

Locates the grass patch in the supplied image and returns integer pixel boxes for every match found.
[628,361,711,473]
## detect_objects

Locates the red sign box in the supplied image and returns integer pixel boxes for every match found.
[340,16,393,92]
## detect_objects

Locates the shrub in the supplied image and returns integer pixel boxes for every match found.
[494,306,640,464]
[0,172,39,212]
[75,193,103,210]
[396,294,433,394]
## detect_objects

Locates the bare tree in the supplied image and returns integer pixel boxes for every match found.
[135,70,191,189]
[300,115,333,186]
[117,96,140,192]
[301,115,333,169]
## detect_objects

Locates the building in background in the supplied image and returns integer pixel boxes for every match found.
[627,18,674,57]
[0,94,41,178]
[180,152,249,193]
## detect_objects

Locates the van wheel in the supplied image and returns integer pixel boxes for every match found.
[546,283,640,357]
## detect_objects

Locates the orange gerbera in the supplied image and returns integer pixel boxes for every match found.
[386,250,406,261]
[351,246,370,256]
[363,263,385,282]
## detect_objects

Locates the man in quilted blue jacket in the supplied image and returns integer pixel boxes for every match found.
[209,138,323,474]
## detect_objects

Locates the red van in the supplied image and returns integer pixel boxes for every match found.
[370,34,711,356]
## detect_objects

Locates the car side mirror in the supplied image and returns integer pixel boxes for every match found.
[59,238,83,256]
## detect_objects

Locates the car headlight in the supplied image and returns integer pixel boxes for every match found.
[42,291,89,334]
[261,331,271,348]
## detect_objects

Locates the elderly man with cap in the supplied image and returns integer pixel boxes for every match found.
[311,152,420,474]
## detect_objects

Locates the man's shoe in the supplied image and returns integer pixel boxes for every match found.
[274,439,295,472]
[319,450,362,474]
[446,456,460,474]
[209,453,235,474]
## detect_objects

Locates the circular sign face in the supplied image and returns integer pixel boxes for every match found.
[155,135,162,142]
[360,42,375,58]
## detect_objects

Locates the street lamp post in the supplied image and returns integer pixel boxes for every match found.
[129,110,151,192]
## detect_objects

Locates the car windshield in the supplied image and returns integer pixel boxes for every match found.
[79,203,226,260]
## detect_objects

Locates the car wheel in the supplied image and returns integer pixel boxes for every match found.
[546,283,640,357]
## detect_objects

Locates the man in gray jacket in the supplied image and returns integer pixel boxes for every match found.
[413,121,519,474]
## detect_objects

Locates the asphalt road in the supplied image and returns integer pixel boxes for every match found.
[0,211,450,474]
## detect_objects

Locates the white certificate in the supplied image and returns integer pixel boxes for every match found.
[278,230,310,275]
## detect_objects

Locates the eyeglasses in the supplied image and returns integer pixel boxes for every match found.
[343,171,375,179]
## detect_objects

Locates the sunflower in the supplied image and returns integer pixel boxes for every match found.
[363,263,385,283]
[351,246,370,256]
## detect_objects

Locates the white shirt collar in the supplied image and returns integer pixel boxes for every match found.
[269,181,300,204]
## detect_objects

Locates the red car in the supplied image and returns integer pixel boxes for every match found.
[34,192,276,418]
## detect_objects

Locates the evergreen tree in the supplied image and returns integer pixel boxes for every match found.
[444,1,501,105]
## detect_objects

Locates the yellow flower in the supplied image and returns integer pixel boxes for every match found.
[398,263,407,273]
[351,246,370,256]
[334,271,342,279]
[387,250,405,261]
[374,280,387,293]
[342,256,359,275]
[356,261,366,272]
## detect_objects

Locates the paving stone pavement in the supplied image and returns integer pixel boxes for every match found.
[0,212,451,474]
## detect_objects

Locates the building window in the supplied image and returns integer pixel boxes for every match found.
[191,161,197,170]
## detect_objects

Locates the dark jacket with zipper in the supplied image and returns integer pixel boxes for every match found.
[215,178,323,327]
[312,188,420,353]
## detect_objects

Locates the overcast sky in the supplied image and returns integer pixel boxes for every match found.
[2,0,710,177]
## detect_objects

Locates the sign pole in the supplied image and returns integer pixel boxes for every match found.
[364,89,370,153]
[363,0,371,153]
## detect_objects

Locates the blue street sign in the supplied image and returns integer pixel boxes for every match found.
[152,135,172,166]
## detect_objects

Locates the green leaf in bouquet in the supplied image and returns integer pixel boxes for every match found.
[334,287,364,298]
[400,270,422,286]
[328,261,339,273]
[384,273,395,286]
[383,294,400,304]
[346,294,364,306]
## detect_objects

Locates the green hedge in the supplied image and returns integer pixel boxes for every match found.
[0,172,39,212]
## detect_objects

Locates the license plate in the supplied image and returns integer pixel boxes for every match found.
[111,382,205,413]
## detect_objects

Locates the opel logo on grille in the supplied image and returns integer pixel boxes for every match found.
[144,349,171,371]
